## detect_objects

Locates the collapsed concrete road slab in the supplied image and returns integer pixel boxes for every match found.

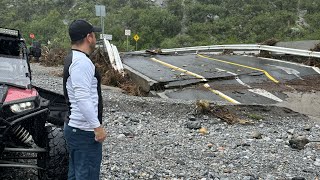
[122,53,320,106]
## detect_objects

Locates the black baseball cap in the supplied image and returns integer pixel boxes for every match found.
[69,19,102,41]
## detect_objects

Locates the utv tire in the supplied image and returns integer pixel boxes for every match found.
[37,125,68,180]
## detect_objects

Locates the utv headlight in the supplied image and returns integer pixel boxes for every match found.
[10,102,35,113]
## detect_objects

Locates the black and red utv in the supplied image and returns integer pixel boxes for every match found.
[0,27,68,179]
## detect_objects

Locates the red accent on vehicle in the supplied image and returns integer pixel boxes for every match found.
[4,87,38,103]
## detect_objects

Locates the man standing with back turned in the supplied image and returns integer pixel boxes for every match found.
[63,19,107,180]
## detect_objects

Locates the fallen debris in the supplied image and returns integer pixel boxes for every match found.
[220,49,234,55]
[195,100,252,125]
[40,47,67,66]
[211,106,243,124]
[199,127,208,135]
[302,58,320,68]
[258,50,272,58]
[195,100,210,114]
[91,48,147,96]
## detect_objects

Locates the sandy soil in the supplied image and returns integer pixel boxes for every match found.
[278,91,320,121]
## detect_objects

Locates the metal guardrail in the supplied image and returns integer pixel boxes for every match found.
[102,38,124,74]
[260,45,320,58]
[128,44,320,58]
[163,44,259,52]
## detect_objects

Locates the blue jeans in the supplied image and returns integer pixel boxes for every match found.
[64,124,102,180]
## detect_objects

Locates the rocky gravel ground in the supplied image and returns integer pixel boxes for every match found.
[2,63,319,180]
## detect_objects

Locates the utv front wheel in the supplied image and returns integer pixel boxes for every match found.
[37,125,68,180]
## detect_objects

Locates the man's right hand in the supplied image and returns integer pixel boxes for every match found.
[94,126,107,143]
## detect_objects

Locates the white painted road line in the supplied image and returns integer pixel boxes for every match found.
[268,64,303,80]
[245,55,320,75]
[248,89,283,102]
[150,57,240,104]
[235,77,252,88]
[215,68,283,102]
[215,68,226,72]
[313,67,320,75]
[216,68,252,88]
[198,54,279,83]
[203,83,241,104]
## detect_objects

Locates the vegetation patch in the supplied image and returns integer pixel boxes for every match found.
[247,113,264,121]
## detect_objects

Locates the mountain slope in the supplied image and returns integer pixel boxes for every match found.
[1,0,319,50]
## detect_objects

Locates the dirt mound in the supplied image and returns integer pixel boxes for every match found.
[258,38,279,58]
[281,56,320,68]
[286,75,320,91]
[259,38,279,46]
[258,50,272,58]
[256,54,320,68]
[303,58,320,67]
[310,43,320,52]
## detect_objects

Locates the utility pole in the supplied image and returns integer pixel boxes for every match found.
[95,5,106,34]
